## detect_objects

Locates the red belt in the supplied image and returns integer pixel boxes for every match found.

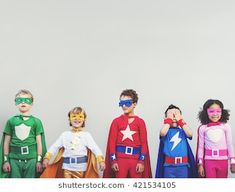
[165,156,188,164]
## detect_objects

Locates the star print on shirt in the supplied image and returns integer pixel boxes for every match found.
[120,125,136,141]
[110,154,116,160]
[70,137,80,150]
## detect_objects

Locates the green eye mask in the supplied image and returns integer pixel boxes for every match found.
[15,97,33,105]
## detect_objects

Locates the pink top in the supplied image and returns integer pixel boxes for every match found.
[197,123,235,164]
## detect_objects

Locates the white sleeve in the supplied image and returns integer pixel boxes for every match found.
[47,133,64,156]
[85,132,103,157]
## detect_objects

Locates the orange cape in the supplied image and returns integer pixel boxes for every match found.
[40,148,99,178]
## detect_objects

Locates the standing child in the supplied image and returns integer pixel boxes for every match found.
[197,99,235,178]
[103,89,152,178]
[155,104,197,178]
[0,89,47,178]
[41,107,105,178]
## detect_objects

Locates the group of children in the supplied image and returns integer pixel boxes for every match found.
[0,89,235,178]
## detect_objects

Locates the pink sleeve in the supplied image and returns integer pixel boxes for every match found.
[224,124,235,159]
[197,125,205,164]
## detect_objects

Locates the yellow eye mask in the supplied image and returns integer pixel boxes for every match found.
[69,113,86,121]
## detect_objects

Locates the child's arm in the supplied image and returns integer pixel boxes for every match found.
[3,135,10,156]
[3,135,11,172]
[43,133,64,168]
[86,132,105,171]
[36,135,42,158]
[108,120,119,171]
[160,123,171,137]
[160,110,174,137]
[36,135,43,172]
[181,124,193,138]
[224,124,235,173]
[136,119,149,173]
[197,126,205,177]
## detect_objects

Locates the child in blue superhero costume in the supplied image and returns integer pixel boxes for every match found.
[155,104,197,178]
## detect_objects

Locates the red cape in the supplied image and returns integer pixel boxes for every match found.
[103,115,152,178]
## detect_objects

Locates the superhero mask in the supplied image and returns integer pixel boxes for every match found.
[15,97,33,105]
[69,112,86,122]
[119,99,133,107]
[207,108,222,117]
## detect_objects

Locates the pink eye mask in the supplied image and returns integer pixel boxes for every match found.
[207,108,222,116]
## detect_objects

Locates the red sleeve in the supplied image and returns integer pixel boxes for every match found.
[108,119,119,155]
[138,118,148,154]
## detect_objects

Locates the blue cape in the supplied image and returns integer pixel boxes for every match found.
[155,129,198,178]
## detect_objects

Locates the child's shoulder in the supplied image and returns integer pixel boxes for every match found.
[135,116,145,122]
[198,124,207,130]
[221,122,230,129]
[113,115,124,121]
[113,115,144,121]
[6,115,22,123]
[7,114,20,120]
[79,130,91,136]
[30,115,42,121]
[28,115,44,126]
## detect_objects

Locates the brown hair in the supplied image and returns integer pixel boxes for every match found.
[120,89,138,103]
[68,107,87,127]
[15,89,34,102]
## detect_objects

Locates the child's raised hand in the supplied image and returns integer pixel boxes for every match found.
[3,162,11,172]
[99,162,105,171]
[174,109,182,121]
[166,109,174,120]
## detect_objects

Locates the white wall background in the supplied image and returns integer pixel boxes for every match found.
[0,0,235,177]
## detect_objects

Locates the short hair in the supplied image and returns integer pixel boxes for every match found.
[68,107,87,127]
[164,104,182,117]
[120,89,138,103]
[198,99,230,124]
[15,89,34,102]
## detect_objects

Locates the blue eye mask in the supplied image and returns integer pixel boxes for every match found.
[119,99,133,107]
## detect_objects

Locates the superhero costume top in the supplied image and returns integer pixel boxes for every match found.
[196,122,235,165]
[155,127,197,178]
[103,114,152,178]
[0,115,47,178]
[43,130,103,172]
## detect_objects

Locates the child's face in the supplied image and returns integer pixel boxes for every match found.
[119,95,136,115]
[207,103,222,122]
[69,112,85,128]
[15,94,33,114]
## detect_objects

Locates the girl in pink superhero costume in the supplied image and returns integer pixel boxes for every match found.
[197,99,235,178]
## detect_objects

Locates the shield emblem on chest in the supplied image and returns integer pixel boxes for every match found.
[207,128,223,143]
[15,124,31,141]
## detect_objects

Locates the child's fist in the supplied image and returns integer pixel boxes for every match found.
[230,164,235,173]
[3,162,11,173]
[99,162,105,171]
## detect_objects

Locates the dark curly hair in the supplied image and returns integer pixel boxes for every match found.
[198,99,230,124]
[120,89,138,103]
[164,104,182,117]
